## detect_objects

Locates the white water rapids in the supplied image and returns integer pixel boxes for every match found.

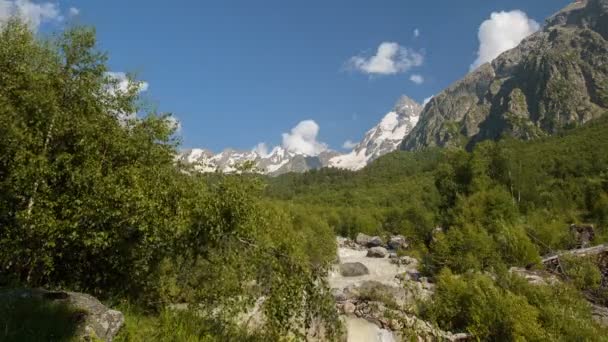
[328,243,415,342]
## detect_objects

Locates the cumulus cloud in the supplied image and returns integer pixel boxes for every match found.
[165,115,181,133]
[348,42,424,75]
[342,140,358,149]
[68,7,79,17]
[413,28,420,38]
[409,74,424,84]
[106,72,149,95]
[471,10,540,70]
[253,142,270,157]
[281,120,328,156]
[0,0,61,30]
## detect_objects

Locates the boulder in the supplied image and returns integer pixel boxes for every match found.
[355,233,372,246]
[388,235,409,250]
[339,262,370,277]
[355,233,384,247]
[0,289,124,342]
[367,247,388,258]
[342,301,356,315]
[367,236,384,247]
[390,255,418,266]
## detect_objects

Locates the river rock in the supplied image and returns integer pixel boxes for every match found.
[390,255,418,266]
[388,235,409,250]
[343,301,356,315]
[339,262,370,277]
[367,236,384,247]
[355,233,372,246]
[367,247,388,258]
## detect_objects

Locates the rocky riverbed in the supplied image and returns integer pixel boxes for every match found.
[329,235,469,342]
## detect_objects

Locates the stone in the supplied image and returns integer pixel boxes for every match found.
[591,303,608,327]
[570,224,595,248]
[343,301,356,315]
[339,262,370,277]
[366,247,388,258]
[355,233,372,246]
[407,271,421,282]
[509,267,560,286]
[388,235,409,250]
[367,236,384,247]
[390,255,418,266]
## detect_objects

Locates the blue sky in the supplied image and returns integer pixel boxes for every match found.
[32,0,572,152]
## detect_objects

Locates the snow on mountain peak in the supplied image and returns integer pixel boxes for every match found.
[328,96,422,171]
[179,94,422,175]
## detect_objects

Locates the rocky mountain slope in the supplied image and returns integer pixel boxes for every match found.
[328,96,421,171]
[402,0,608,151]
[179,96,421,175]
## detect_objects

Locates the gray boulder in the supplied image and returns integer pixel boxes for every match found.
[355,233,372,246]
[388,235,409,250]
[339,262,370,277]
[367,247,388,258]
[367,236,384,247]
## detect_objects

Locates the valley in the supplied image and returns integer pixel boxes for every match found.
[1,0,608,341]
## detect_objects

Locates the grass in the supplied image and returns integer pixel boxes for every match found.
[114,303,270,342]
[0,293,83,342]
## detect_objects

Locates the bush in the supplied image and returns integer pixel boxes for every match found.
[424,270,608,341]
[422,270,544,341]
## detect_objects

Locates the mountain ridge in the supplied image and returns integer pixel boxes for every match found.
[402,0,608,151]
[180,96,422,175]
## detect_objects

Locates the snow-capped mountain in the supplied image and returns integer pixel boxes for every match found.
[179,95,422,175]
[178,145,339,176]
[328,96,422,171]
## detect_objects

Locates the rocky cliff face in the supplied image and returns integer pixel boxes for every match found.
[329,96,422,171]
[402,0,608,151]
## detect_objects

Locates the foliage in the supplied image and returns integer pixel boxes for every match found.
[0,294,83,342]
[0,20,340,340]
[560,255,603,291]
[423,270,608,341]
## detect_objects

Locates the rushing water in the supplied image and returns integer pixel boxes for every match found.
[346,317,396,342]
[328,247,404,290]
[328,242,414,342]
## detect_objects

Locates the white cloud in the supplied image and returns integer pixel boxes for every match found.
[281,120,328,156]
[348,42,424,75]
[342,140,358,149]
[165,115,181,133]
[253,142,270,157]
[471,10,540,70]
[413,28,420,38]
[106,72,149,95]
[409,74,424,84]
[0,0,61,31]
[423,95,434,107]
[68,7,79,17]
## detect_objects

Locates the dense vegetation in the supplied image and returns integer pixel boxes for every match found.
[0,21,339,341]
[265,115,608,338]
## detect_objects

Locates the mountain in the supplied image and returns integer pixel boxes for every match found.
[178,146,338,176]
[329,96,422,170]
[402,0,608,151]
[179,96,421,175]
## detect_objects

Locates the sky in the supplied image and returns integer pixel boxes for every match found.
[2,0,573,154]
